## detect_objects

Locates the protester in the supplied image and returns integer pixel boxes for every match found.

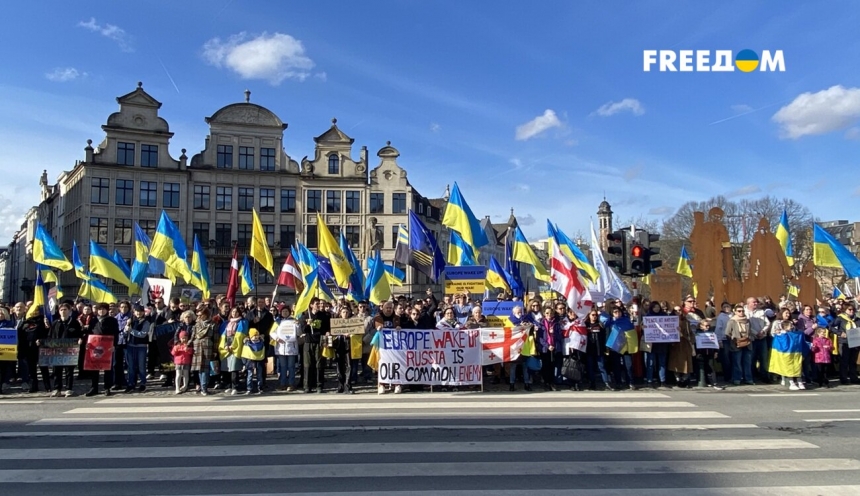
[811,326,833,388]
[272,306,298,392]
[726,304,754,386]
[125,304,151,392]
[831,303,860,385]
[242,329,266,395]
[189,308,216,396]
[85,303,120,397]
[171,331,193,394]
[45,303,81,397]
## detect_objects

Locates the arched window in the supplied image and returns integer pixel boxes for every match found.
[328,154,339,174]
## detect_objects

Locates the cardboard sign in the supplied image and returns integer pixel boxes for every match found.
[38,339,80,367]
[276,321,298,341]
[377,329,482,386]
[848,328,860,349]
[330,317,366,336]
[695,332,720,350]
[643,316,681,343]
[141,278,172,307]
[84,335,115,371]
[444,266,487,294]
[0,328,17,361]
[180,288,203,304]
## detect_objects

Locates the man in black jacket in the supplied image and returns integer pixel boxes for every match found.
[831,304,860,385]
[44,303,82,397]
[86,303,120,396]
[302,298,330,393]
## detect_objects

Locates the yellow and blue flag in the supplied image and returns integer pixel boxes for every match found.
[71,240,91,281]
[33,223,72,272]
[552,223,599,283]
[239,255,255,296]
[89,240,137,291]
[768,331,804,377]
[814,224,860,278]
[833,286,846,300]
[397,210,445,282]
[788,283,799,297]
[191,235,212,299]
[512,224,549,282]
[503,234,524,297]
[338,231,365,301]
[251,209,274,276]
[35,263,57,284]
[775,209,794,267]
[25,271,51,321]
[486,255,511,293]
[294,243,320,315]
[394,223,409,264]
[130,223,150,289]
[316,212,353,288]
[150,210,192,283]
[441,182,489,251]
[367,257,405,287]
[79,278,117,304]
[365,250,391,305]
[112,250,132,279]
[677,245,693,278]
[447,229,477,266]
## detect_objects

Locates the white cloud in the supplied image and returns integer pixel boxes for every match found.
[725,185,761,198]
[845,127,860,141]
[772,85,860,139]
[731,104,753,114]
[78,18,132,52]
[45,68,86,82]
[515,109,561,140]
[623,164,643,181]
[647,206,674,216]
[514,184,530,193]
[202,32,315,85]
[313,72,327,82]
[430,122,441,133]
[593,98,644,117]
[0,193,27,241]
[518,213,536,226]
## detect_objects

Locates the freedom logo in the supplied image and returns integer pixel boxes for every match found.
[643,49,785,72]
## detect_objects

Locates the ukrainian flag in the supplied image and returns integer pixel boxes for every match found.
[788,283,799,297]
[512,224,549,281]
[35,263,57,284]
[191,235,212,299]
[833,286,846,300]
[768,331,804,377]
[677,245,693,278]
[486,255,511,293]
[365,250,391,305]
[317,213,353,287]
[112,250,132,279]
[25,271,50,321]
[239,255,255,296]
[294,243,320,315]
[775,209,794,267]
[552,223,599,283]
[441,182,489,252]
[150,210,193,283]
[814,224,860,278]
[367,257,405,287]
[447,230,477,266]
[338,231,365,302]
[71,240,91,281]
[130,223,150,289]
[89,240,137,292]
[33,223,72,272]
[79,277,117,304]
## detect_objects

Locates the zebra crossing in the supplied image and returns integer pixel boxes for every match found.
[1,390,858,495]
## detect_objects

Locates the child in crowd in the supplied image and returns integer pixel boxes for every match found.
[171,331,193,394]
[242,329,266,395]
[811,326,833,388]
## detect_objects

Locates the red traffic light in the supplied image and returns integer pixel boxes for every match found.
[631,245,643,258]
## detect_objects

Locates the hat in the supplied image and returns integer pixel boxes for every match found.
[764,309,775,318]
[178,331,188,339]
[132,304,144,312]
[277,303,286,312]
[249,329,260,338]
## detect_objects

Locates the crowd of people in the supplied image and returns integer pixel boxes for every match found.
[0,289,857,397]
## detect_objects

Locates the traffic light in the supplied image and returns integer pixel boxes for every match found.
[606,230,628,275]
[632,230,662,274]
[645,232,662,271]
[630,242,646,276]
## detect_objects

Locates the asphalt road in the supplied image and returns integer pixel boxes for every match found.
[1,381,860,495]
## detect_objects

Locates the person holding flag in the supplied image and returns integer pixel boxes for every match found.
[45,302,82,397]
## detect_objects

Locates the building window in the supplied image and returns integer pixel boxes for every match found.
[140,181,157,207]
[238,147,254,170]
[280,188,296,213]
[163,183,180,208]
[306,224,318,249]
[260,188,275,212]
[216,186,232,211]
[370,193,384,214]
[393,193,406,214]
[193,223,209,244]
[306,190,321,213]
[326,191,341,213]
[217,145,233,169]
[214,261,230,285]
[345,191,360,213]
[140,220,156,239]
[91,178,109,205]
[260,148,275,171]
[264,225,275,246]
[193,185,210,210]
[237,224,251,248]
[114,219,133,245]
[328,154,339,174]
[392,226,399,249]
[117,142,135,166]
[115,179,133,206]
[90,217,108,245]
[258,266,274,284]
[280,225,296,248]
[215,223,232,248]
[417,202,424,215]
[345,226,360,249]
[141,144,158,168]
[330,225,340,239]
[238,187,254,211]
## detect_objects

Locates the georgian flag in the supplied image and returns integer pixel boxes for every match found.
[481,327,527,365]
[563,319,588,355]
[550,241,592,316]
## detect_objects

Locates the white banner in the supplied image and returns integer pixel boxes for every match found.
[141,278,172,307]
[643,316,680,343]
[481,327,526,365]
[848,328,860,349]
[695,332,720,350]
[378,329,482,386]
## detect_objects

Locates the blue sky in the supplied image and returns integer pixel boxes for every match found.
[2,1,860,243]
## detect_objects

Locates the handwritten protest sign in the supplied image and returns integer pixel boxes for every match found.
[329,317,366,336]
[378,329,482,386]
[695,332,720,350]
[642,316,680,343]
[84,335,115,371]
[0,328,17,361]
[38,339,80,367]
[276,321,298,341]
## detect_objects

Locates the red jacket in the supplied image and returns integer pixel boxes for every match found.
[810,336,832,364]
[171,343,193,366]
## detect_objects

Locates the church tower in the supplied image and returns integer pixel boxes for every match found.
[597,198,613,252]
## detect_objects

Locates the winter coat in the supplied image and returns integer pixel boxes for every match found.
[810,336,833,364]
[538,317,564,354]
[126,317,152,347]
[270,318,299,356]
[171,343,193,366]
[115,311,132,345]
[190,320,216,371]
[668,319,694,374]
[796,315,816,339]
[725,316,752,352]
[48,317,81,341]
[830,313,860,346]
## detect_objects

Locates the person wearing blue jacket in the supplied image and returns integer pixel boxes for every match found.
[606,306,636,390]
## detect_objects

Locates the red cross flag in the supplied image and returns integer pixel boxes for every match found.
[481,327,527,365]
[550,241,592,317]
